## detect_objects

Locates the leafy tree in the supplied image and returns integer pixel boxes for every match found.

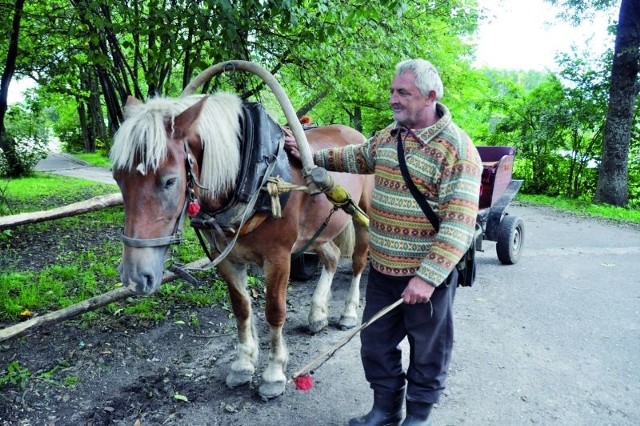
[555,47,611,198]
[490,76,570,195]
[0,0,28,177]
[548,0,640,206]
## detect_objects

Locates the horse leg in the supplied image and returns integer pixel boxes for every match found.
[339,219,369,329]
[258,255,291,400]
[308,240,341,334]
[217,260,259,389]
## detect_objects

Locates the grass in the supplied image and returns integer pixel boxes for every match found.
[518,194,640,223]
[0,359,79,390]
[0,173,238,325]
[1,171,637,326]
[73,151,112,168]
[0,173,116,215]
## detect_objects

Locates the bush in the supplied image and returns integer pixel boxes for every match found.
[0,136,48,178]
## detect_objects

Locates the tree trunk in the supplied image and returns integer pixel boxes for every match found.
[87,71,106,151]
[353,106,363,133]
[296,90,329,120]
[77,101,90,151]
[595,0,640,206]
[0,0,26,177]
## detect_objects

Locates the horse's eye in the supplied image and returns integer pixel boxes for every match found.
[164,177,177,189]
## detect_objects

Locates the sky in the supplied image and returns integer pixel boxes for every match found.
[474,0,617,71]
[8,0,618,104]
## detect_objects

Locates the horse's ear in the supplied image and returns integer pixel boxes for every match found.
[173,95,208,139]
[124,96,142,119]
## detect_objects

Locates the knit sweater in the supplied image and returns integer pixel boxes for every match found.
[314,103,482,287]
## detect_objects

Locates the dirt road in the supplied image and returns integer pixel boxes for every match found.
[35,153,116,185]
[1,202,639,425]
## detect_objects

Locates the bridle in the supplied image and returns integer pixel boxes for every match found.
[120,139,199,249]
[119,131,282,272]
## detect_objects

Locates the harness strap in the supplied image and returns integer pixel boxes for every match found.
[291,206,338,260]
[191,154,279,267]
[120,233,182,248]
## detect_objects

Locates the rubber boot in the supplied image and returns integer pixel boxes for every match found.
[401,399,433,426]
[348,388,405,426]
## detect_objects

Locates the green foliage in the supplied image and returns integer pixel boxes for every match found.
[0,361,32,390]
[74,151,112,167]
[0,359,80,391]
[0,130,48,179]
[0,174,236,325]
[518,193,640,223]
[0,174,116,214]
[627,144,640,208]
[275,1,478,135]
[472,46,633,204]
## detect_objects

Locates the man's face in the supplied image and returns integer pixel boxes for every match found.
[389,71,433,129]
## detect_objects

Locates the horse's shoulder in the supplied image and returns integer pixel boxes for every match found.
[305,124,366,149]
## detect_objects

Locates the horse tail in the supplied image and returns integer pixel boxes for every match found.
[333,220,355,258]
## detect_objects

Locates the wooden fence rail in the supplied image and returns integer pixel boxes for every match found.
[0,192,123,231]
[1,193,213,342]
[0,257,211,342]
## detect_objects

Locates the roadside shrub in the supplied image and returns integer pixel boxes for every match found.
[0,136,48,178]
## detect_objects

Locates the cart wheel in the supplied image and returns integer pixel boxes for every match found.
[496,215,524,265]
[290,253,320,281]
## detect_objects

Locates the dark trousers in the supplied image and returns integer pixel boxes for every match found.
[360,266,457,404]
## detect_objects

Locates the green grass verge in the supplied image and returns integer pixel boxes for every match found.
[72,151,112,168]
[0,174,254,324]
[2,174,637,326]
[518,194,640,223]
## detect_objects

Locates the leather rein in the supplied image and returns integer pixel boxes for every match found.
[119,138,280,272]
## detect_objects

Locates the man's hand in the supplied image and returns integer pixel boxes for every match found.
[402,276,436,304]
[283,127,302,160]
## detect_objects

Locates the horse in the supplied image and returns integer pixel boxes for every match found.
[109,92,373,399]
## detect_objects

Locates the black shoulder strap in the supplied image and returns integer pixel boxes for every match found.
[396,130,440,232]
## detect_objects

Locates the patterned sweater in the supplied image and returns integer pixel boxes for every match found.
[314,103,482,287]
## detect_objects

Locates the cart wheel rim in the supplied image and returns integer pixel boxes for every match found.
[512,227,522,253]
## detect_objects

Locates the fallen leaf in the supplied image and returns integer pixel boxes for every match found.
[173,392,189,402]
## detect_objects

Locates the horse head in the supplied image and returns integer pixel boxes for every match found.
[110,96,208,295]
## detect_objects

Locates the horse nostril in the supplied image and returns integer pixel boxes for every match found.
[139,273,156,294]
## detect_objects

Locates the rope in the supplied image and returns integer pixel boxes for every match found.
[263,176,309,218]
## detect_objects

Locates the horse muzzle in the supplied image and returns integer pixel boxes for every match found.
[118,246,167,295]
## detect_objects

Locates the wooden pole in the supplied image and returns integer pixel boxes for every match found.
[0,192,123,231]
[0,257,211,342]
[291,298,403,380]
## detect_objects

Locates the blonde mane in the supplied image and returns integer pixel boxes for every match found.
[110,93,243,198]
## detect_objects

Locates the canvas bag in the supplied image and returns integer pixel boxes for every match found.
[396,130,477,287]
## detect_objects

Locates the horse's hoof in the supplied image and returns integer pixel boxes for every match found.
[308,319,328,334]
[226,370,253,389]
[259,380,286,401]
[339,316,358,330]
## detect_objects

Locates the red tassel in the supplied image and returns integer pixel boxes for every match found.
[293,373,313,391]
[187,201,200,217]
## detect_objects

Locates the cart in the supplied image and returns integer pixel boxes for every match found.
[475,146,524,264]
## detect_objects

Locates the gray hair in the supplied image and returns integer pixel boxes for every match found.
[394,59,444,100]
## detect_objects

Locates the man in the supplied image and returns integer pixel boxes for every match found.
[288,59,481,425]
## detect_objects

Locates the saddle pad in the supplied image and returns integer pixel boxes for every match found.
[236,102,291,213]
